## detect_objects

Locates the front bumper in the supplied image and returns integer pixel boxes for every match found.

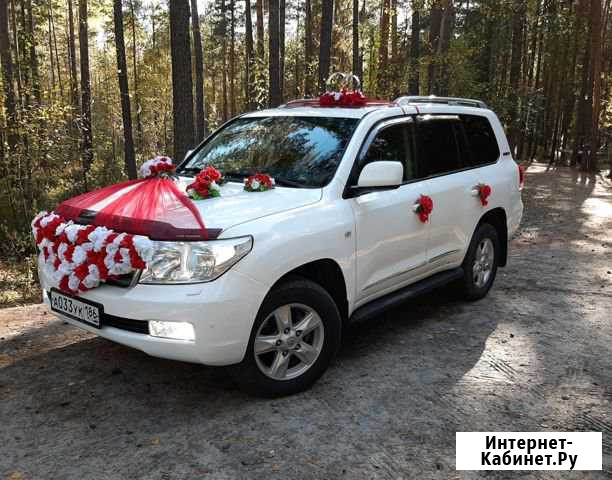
[40,269,269,366]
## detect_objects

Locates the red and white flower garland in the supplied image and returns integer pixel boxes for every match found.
[32,211,154,294]
[244,173,275,192]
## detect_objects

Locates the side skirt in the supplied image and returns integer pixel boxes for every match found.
[349,267,464,324]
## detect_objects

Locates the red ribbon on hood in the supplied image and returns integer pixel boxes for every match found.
[55,177,208,241]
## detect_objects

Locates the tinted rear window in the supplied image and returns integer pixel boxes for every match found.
[416,118,463,176]
[461,114,500,166]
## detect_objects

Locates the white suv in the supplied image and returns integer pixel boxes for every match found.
[40,95,523,396]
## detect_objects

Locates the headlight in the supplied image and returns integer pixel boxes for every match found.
[139,236,252,284]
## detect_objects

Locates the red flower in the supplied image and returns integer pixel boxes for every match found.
[186,166,223,199]
[59,275,70,293]
[477,184,492,206]
[75,225,96,245]
[245,173,275,192]
[73,263,89,281]
[64,244,76,262]
[319,90,367,107]
[416,195,433,223]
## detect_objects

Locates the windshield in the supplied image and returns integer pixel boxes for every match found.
[178,116,359,188]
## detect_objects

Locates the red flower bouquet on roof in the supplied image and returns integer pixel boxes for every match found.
[244,173,275,192]
[140,155,175,178]
[319,88,367,107]
[186,166,223,200]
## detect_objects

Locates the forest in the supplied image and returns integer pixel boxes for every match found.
[0,0,611,304]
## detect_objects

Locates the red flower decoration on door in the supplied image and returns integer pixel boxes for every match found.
[416,195,433,223]
[477,183,492,206]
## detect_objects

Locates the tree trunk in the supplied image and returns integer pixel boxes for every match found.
[245,0,255,109]
[191,0,206,141]
[67,0,79,113]
[279,0,285,100]
[587,0,602,171]
[507,0,526,154]
[377,0,390,95]
[78,0,93,190]
[268,0,281,106]
[229,0,236,116]
[409,1,420,94]
[304,0,313,95]
[318,0,333,93]
[256,0,264,61]
[427,1,442,93]
[113,0,137,179]
[129,0,144,150]
[352,0,360,82]
[169,0,194,162]
[0,0,19,150]
[25,0,40,104]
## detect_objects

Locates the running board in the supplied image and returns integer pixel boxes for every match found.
[349,268,464,324]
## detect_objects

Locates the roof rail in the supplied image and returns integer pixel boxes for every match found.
[395,95,487,109]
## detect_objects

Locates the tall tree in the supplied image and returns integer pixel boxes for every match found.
[78,0,93,190]
[190,0,206,141]
[409,1,420,94]
[279,0,285,99]
[113,0,137,179]
[229,0,236,116]
[245,0,255,108]
[169,0,194,161]
[377,0,390,95]
[0,0,19,150]
[352,0,360,81]
[129,0,143,149]
[318,0,333,92]
[304,0,313,95]
[268,0,281,106]
[67,0,79,113]
[507,0,526,153]
[255,0,264,62]
[587,0,603,171]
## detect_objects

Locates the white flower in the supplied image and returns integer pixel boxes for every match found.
[55,220,71,237]
[64,224,85,243]
[58,261,74,276]
[270,177,276,186]
[210,181,220,192]
[133,235,154,262]
[333,91,342,101]
[68,273,81,292]
[57,243,69,261]
[88,226,112,252]
[251,179,260,190]
[31,211,48,228]
[72,245,88,265]
[83,265,101,289]
[39,213,59,228]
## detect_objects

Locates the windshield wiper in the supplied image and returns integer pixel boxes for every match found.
[224,170,253,182]
[177,166,201,176]
[273,177,307,188]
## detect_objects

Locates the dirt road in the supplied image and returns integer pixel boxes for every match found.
[1,164,611,479]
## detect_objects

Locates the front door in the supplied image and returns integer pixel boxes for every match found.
[350,117,430,307]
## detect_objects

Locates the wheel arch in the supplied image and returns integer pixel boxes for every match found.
[272,259,349,323]
[474,207,508,266]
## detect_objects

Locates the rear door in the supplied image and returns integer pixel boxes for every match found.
[414,115,481,270]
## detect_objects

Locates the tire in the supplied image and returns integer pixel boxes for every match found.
[457,223,500,301]
[239,275,342,397]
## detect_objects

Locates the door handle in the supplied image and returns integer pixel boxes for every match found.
[470,187,480,197]
[412,202,421,212]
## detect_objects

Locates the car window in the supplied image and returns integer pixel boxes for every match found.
[461,114,500,166]
[360,122,418,181]
[416,117,463,176]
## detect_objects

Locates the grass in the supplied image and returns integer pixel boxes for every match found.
[0,256,41,308]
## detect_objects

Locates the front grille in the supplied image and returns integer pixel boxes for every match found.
[103,313,149,334]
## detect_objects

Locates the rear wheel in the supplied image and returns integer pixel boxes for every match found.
[241,276,341,396]
[458,223,500,301]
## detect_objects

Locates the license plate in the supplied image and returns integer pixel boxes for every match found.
[49,288,103,328]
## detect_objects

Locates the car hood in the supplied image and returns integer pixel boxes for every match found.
[176,177,322,232]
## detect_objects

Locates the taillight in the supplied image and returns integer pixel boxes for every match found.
[518,164,525,191]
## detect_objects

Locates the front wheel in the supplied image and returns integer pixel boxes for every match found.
[240,276,342,396]
[457,223,500,301]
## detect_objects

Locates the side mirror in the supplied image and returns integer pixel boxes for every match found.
[356,161,403,189]
[184,149,194,160]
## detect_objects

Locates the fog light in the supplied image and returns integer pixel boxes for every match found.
[149,321,195,341]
